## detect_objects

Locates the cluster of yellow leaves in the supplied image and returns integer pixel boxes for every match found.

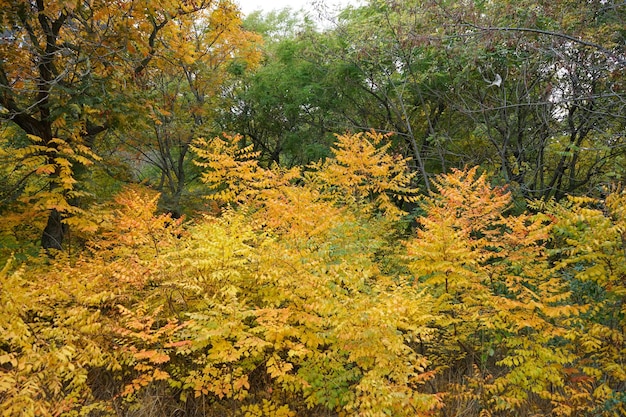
[0,187,185,416]
[0,257,115,417]
[406,167,588,415]
[0,132,102,235]
[90,186,182,257]
[309,131,420,220]
[114,305,185,398]
[545,189,626,416]
[192,133,298,205]
[242,399,296,417]
[193,131,419,220]
[157,206,441,415]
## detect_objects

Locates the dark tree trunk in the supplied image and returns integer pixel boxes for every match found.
[41,209,67,250]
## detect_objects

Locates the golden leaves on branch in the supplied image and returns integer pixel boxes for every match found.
[309,131,420,220]
[193,130,419,222]
[405,167,588,414]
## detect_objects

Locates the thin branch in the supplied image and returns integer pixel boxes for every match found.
[466,24,625,67]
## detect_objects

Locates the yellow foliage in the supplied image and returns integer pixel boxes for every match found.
[1,132,102,238]
[4,117,626,417]
[407,167,578,414]
[0,256,115,416]
[546,188,626,415]
[309,131,420,220]
[193,133,299,205]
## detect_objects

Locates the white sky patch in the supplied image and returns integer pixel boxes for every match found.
[235,0,362,17]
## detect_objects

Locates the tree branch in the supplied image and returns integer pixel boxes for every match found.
[466,24,625,67]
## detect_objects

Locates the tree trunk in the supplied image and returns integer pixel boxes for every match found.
[41,209,67,251]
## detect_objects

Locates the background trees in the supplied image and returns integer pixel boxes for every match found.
[226,0,624,198]
[219,10,338,167]
[120,1,262,217]
[432,0,626,199]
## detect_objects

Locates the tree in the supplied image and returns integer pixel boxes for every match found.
[221,10,338,167]
[406,168,577,415]
[120,1,263,217]
[0,0,214,249]
[432,0,626,199]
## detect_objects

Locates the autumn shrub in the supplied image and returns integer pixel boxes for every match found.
[546,191,626,416]
[149,210,442,416]
[0,186,184,417]
[2,131,625,417]
[405,168,580,416]
[114,131,442,415]
[307,131,419,220]
[0,255,119,417]
[1,132,439,416]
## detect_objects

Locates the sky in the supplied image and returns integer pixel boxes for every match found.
[235,0,362,17]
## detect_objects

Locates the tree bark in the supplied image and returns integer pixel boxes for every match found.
[41,209,67,251]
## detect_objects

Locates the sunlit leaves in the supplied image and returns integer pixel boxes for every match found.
[406,167,580,414]
[309,131,420,220]
[547,189,626,415]
[0,133,102,233]
[193,133,271,204]
[0,256,114,416]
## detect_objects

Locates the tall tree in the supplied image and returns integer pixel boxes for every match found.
[220,9,338,167]
[121,1,262,217]
[431,0,626,198]
[0,0,214,249]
